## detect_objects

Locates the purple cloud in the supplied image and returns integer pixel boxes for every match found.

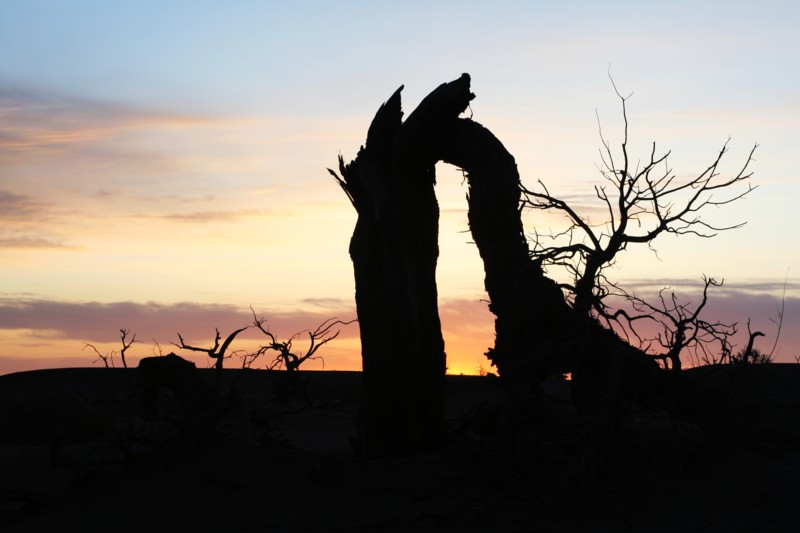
[0,298,359,345]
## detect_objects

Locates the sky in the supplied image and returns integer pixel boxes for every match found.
[1,0,799,375]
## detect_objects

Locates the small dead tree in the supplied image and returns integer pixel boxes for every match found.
[731,319,767,364]
[83,328,139,369]
[623,276,737,373]
[727,276,786,365]
[522,78,757,320]
[174,326,248,390]
[118,328,137,369]
[614,277,738,433]
[249,308,355,371]
[84,342,114,368]
[151,338,164,357]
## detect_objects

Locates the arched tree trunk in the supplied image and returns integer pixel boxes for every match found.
[333,74,663,454]
[439,119,572,385]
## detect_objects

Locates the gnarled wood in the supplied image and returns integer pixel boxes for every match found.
[333,86,445,455]
[334,75,663,454]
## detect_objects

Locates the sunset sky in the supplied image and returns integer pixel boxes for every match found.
[1,0,799,375]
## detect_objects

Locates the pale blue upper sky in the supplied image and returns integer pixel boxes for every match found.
[1,0,799,371]
[4,1,798,114]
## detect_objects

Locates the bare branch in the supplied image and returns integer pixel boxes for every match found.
[521,81,757,320]
[329,167,356,209]
[174,325,248,371]
[767,272,788,358]
[118,328,138,369]
[248,308,356,371]
[618,277,736,372]
[83,342,114,368]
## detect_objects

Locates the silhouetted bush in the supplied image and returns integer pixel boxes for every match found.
[731,347,772,365]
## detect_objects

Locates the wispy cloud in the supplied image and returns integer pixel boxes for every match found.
[0,236,72,249]
[155,207,294,224]
[0,85,225,210]
[0,85,354,238]
[0,87,220,249]
[160,211,245,224]
[0,190,72,248]
[0,190,42,219]
[301,297,353,309]
[0,86,206,152]
[618,278,800,296]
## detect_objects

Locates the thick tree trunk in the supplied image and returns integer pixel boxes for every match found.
[334,87,445,455]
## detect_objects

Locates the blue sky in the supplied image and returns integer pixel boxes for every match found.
[1,0,798,373]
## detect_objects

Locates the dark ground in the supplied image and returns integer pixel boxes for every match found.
[1,365,799,531]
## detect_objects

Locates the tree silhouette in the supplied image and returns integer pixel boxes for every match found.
[522,80,757,320]
[731,319,767,364]
[174,326,248,391]
[249,308,356,371]
[334,74,604,452]
[518,82,757,412]
[83,328,139,368]
[622,276,737,373]
[333,74,754,452]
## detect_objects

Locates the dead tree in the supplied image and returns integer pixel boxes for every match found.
[333,74,600,452]
[624,277,737,373]
[334,74,750,448]
[732,319,766,364]
[520,80,756,412]
[84,342,114,368]
[522,79,757,320]
[83,328,139,369]
[118,328,137,369]
[174,326,248,391]
[249,309,356,371]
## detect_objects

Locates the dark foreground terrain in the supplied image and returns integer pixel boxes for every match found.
[1,364,799,531]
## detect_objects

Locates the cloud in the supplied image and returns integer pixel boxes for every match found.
[436,287,800,365]
[0,236,71,249]
[301,297,353,309]
[160,211,244,223]
[0,85,215,210]
[0,86,265,247]
[155,208,291,224]
[601,281,800,362]
[0,85,206,152]
[618,278,800,296]
[520,188,616,231]
[0,190,71,248]
[0,190,42,219]
[0,88,204,243]
[0,85,339,229]
[0,297,490,375]
[439,297,494,330]
[2,285,797,376]
[0,297,362,374]
[0,298,360,345]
